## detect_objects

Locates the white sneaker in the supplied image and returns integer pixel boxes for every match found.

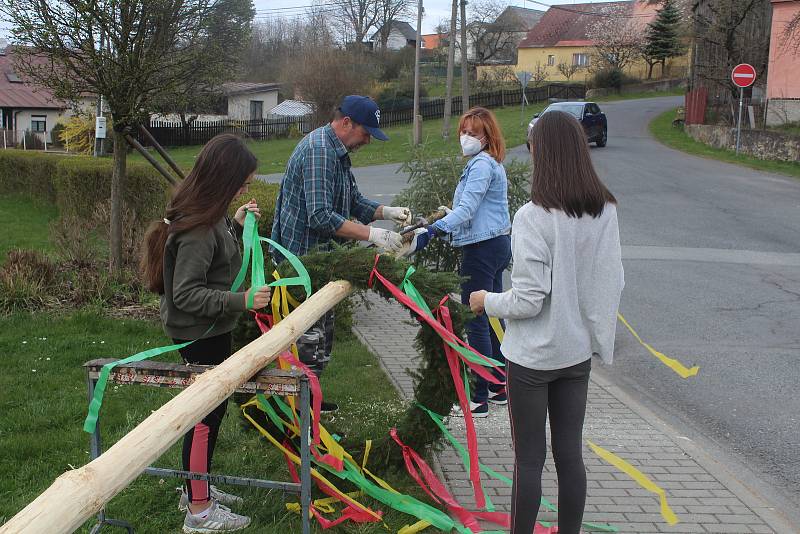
[450,401,489,418]
[178,485,244,512]
[182,500,251,533]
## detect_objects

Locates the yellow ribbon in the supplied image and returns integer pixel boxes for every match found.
[240,398,382,521]
[285,491,364,514]
[488,316,504,343]
[617,313,699,378]
[398,520,433,534]
[587,440,678,525]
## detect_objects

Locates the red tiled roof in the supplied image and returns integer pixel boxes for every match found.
[0,50,66,109]
[518,1,634,48]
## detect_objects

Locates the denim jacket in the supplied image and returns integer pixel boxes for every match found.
[433,151,511,247]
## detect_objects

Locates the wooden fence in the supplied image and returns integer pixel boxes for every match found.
[144,83,586,146]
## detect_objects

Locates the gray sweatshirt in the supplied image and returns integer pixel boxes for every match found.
[160,217,248,340]
[483,201,624,370]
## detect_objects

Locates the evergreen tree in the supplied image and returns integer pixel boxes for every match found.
[644,0,684,79]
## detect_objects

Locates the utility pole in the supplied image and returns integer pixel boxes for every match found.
[442,0,458,139]
[460,0,469,111]
[412,0,424,145]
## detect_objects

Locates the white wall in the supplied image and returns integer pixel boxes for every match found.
[227,90,279,120]
[385,29,409,50]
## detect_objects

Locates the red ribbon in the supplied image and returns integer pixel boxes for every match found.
[436,301,486,510]
[390,429,512,532]
[368,258,504,383]
[283,440,380,528]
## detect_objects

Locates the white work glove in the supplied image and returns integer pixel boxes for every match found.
[368,226,404,253]
[437,205,453,215]
[382,206,412,226]
[396,227,432,258]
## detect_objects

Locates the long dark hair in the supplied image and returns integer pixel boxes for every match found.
[527,110,616,218]
[141,134,257,293]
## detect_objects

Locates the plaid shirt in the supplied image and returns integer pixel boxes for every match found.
[270,124,380,259]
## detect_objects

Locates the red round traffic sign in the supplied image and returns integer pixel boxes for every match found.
[731,63,756,88]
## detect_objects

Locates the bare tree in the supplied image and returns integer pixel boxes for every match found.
[375,0,412,49]
[557,62,580,81]
[530,61,549,87]
[292,47,372,127]
[467,0,520,64]
[587,7,647,73]
[337,0,380,44]
[690,0,771,99]
[786,12,800,52]
[1,0,253,271]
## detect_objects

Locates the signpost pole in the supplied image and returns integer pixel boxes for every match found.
[736,86,743,155]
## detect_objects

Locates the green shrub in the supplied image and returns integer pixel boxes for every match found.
[229,180,279,238]
[394,147,531,273]
[0,249,59,313]
[0,150,59,202]
[53,157,170,230]
[589,67,639,90]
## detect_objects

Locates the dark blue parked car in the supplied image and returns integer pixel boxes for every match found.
[527,101,608,148]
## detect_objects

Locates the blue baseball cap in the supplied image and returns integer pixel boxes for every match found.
[339,95,389,141]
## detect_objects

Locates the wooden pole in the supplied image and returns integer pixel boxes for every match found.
[138,124,186,181]
[412,0,423,146]
[124,134,178,187]
[460,0,469,110]
[1,281,352,534]
[442,0,458,139]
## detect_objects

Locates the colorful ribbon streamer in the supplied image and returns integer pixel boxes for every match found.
[617,313,699,378]
[84,211,309,434]
[588,440,679,525]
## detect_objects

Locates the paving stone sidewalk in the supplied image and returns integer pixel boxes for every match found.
[352,293,794,534]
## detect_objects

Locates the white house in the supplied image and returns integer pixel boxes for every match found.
[370,21,417,51]
[222,82,280,121]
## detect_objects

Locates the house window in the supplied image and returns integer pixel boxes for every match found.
[249,100,263,121]
[572,53,590,67]
[31,115,46,132]
[547,55,555,66]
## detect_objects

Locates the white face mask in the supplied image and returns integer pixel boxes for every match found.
[460,134,484,157]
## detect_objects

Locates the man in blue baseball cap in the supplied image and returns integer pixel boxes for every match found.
[270,94,411,413]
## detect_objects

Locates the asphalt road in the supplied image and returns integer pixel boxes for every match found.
[262,97,800,504]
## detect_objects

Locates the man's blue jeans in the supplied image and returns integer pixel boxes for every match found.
[459,234,511,403]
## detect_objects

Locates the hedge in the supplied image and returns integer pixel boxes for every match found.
[0,150,170,229]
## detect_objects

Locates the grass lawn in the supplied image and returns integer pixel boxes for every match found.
[130,104,545,175]
[0,310,436,532]
[649,108,800,179]
[0,194,56,262]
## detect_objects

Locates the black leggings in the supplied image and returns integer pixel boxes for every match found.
[507,358,591,534]
[174,332,232,503]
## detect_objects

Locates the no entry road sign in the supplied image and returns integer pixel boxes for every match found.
[731,64,756,88]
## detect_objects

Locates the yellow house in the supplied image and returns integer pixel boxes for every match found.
[507,0,688,83]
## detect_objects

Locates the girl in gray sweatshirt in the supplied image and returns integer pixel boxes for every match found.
[469,110,624,534]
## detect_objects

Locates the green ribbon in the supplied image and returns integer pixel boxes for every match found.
[400,266,503,368]
[253,395,457,531]
[256,394,286,434]
[235,212,311,309]
[84,211,310,434]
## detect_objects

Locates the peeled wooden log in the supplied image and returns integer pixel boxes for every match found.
[1,280,352,534]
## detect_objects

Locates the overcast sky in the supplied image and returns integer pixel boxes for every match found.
[254,0,610,34]
[0,0,610,39]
